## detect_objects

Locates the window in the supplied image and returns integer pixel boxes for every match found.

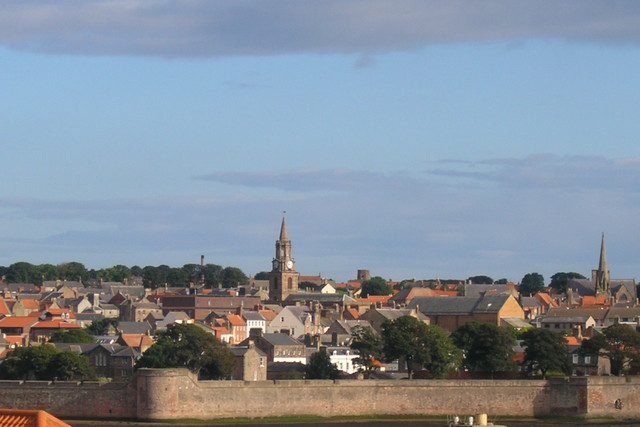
[287,277,293,290]
[274,278,278,289]
[572,354,579,364]
[584,356,591,364]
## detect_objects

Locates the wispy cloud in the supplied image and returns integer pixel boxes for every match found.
[2,156,639,280]
[2,1,640,57]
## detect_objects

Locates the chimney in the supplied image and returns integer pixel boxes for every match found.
[248,339,255,348]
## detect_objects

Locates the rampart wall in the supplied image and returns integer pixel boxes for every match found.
[1,369,639,421]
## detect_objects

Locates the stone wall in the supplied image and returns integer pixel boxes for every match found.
[0,379,136,418]
[0,370,638,421]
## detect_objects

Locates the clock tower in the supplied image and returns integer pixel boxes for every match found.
[269,216,299,303]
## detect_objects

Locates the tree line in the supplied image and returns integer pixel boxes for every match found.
[0,261,249,289]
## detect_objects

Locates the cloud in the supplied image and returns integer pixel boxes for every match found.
[430,154,640,193]
[2,156,639,281]
[2,1,640,57]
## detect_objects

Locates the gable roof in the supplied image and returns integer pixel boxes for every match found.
[408,294,515,315]
[260,333,304,346]
[117,321,151,335]
[31,321,81,329]
[0,317,38,329]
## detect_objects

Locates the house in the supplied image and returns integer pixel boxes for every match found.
[267,305,320,338]
[0,316,38,345]
[407,294,525,333]
[542,307,609,328]
[119,299,163,322]
[538,315,596,334]
[11,299,41,316]
[323,319,374,346]
[324,346,360,374]
[225,314,248,345]
[116,321,152,336]
[159,295,261,320]
[239,333,307,364]
[566,336,611,376]
[117,334,154,353]
[151,311,192,333]
[390,287,458,307]
[53,343,140,379]
[230,341,268,381]
[243,311,267,335]
[29,321,82,344]
[464,283,518,299]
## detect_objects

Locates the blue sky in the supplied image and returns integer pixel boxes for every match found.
[1,1,640,282]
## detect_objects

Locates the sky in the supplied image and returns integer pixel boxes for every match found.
[1,1,640,282]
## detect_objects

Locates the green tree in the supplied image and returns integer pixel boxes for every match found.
[50,329,96,344]
[85,318,117,336]
[57,262,88,281]
[221,267,249,288]
[520,273,545,296]
[521,328,570,377]
[361,276,392,297]
[6,262,37,283]
[495,278,509,285]
[136,324,235,379]
[451,322,516,375]
[382,316,460,379]
[549,272,586,294]
[581,324,640,376]
[350,325,383,373]
[254,271,271,280]
[467,275,494,285]
[306,351,340,379]
[0,345,95,381]
[47,351,96,381]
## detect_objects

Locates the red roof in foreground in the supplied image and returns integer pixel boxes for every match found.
[0,317,38,329]
[0,408,71,427]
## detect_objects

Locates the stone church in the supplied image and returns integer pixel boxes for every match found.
[567,234,637,305]
[268,217,300,303]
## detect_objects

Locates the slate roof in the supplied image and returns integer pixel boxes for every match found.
[408,295,513,315]
[464,284,515,298]
[243,311,265,321]
[284,293,357,305]
[520,297,543,308]
[545,307,609,320]
[116,321,151,335]
[539,316,593,323]
[568,278,638,299]
[230,345,267,357]
[261,333,304,346]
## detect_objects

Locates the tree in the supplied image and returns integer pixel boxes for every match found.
[50,329,96,344]
[549,272,586,294]
[467,276,494,285]
[254,271,271,280]
[350,325,383,373]
[57,262,88,281]
[221,267,249,288]
[47,351,95,380]
[85,318,117,336]
[306,351,340,379]
[5,262,38,283]
[495,278,509,285]
[136,324,235,379]
[521,329,570,377]
[0,345,95,381]
[451,322,516,375]
[581,324,640,376]
[520,273,545,296]
[382,316,460,379]
[361,276,392,297]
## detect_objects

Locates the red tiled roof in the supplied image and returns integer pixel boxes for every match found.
[120,334,154,348]
[18,299,40,310]
[4,335,27,347]
[31,321,81,330]
[0,317,38,329]
[226,314,246,327]
[0,408,71,427]
[346,308,360,319]
[565,336,581,346]
[259,309,277,322]
[0,299,10,316]
[356,295,392,304]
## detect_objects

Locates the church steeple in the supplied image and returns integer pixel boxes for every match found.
[269,216,299,303]
[279,216,289,241]
[593,232,611,295]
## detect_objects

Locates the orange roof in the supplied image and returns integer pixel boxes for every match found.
[430,290,458,297]
[356,295,392,304]
[31,321,81,329]
[581,295,609,307]
[0,317,38,329]
[213,327,231,337]
[346,308,360,319]
[565,336,581,346]
[0,299,10,316]
[334,281,362,290]
[259,309,277,322]
[226,314,246,327]
[535,292,558,307]
[120,334,154,348]
[0,408,71,427]
[18,299,40,310]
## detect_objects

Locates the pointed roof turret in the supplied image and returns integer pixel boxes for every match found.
[279,216,289,241]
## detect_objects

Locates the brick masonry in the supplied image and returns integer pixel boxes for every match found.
[1,369,639,420]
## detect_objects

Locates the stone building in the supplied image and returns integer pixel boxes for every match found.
[230,341,267,381]
[269,217,300,303]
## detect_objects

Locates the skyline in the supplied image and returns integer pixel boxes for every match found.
[2,1,640,281]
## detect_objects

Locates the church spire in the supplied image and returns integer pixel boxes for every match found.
[598,232,608,273]
[279,215,289,241]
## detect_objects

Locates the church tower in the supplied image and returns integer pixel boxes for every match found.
[592,233,611,295]
[269,217,299,303]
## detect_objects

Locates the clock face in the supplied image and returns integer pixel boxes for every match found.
[286,260,294,269]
